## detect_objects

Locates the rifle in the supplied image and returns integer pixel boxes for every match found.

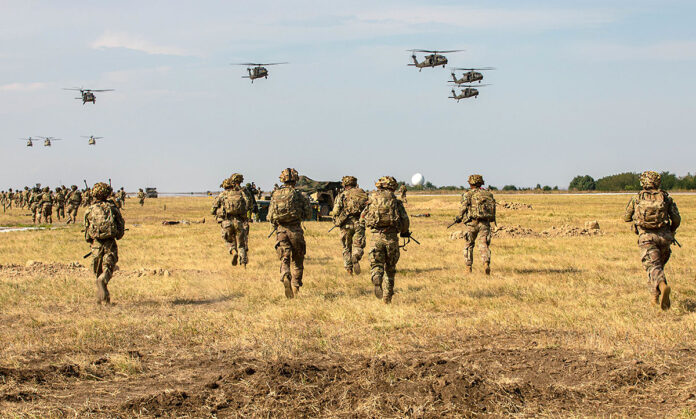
[267,224,278,238]
[400,232,421,249]
[83,250,93,259]
[83,179,88,189]
[328,225,338,233]
[673,237,682,248]
[108,178,112,187]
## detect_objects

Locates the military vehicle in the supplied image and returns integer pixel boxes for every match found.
[82,135,104,145]
[63,87,114,104]
[232,62,288,83]
[255,176,343,222]
[449,85,490,101]
[145,187,158,198]
[408,49,464,71]
[449,67,495,84]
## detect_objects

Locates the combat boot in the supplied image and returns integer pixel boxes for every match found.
[484,262,491,276]
[345,267,353,276]
[292,286,300,297]
[352,256,361,275]
[230,251,238,266]
[383,294,392,304]
[658,281,671,310]
[466,265,472,273]
[282,275,293,299]
[96,272,111,304]
[372,275,383,299]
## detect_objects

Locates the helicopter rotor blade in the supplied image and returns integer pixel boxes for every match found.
[262,62,288,66]
[89,89,114,92]
[450,67,496,71]
[409,49,464,53]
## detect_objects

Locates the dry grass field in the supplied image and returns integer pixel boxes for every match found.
[1,193,696,417]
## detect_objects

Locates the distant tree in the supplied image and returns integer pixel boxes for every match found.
[502,185,518,191]
[568,175,596,191]
[595,173,639,191]
[424,181,435,190]
[553,186,559,190]
[535,184,542,190]
[488,186,498,191]
[542,185,552,191]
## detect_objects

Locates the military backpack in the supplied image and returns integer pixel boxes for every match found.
[86,202,121,240]
[272,187,304,223]
[469,189,496,222]
[363,190,399,229]
[223,188,247,217]
[635,190,670,229]
[343,188,368,216]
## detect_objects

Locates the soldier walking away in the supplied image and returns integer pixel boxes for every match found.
[29,187,41,224]
[451,174,496,275]
[66,185,83,224]
[331,176,368,275]
[39,187,54,224]
[5,189,13,209]
[360,176,410,304]
[211,174,252,267]
[623,171,681,310]
[118,187,127,208]
[398,184,408,203]
[84,182,125,305]
[268,168,311,299]
[54,187,66,221]
[137,188,146,206]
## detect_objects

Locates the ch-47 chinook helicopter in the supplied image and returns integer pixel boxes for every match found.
[449,85,490,102]
[36,136,63,147]
[449,67,495,84]
[82,135,104,145]
[63,87,114,104]
[19,137,42,147]
[408,49,464,71]
[232,62,288,83]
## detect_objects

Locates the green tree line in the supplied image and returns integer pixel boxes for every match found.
[569,172,696,191]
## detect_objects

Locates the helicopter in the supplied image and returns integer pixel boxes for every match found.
[449,67,495,84]
[19,137,42,147]
[82,135,104,145]
[449,85,490,102]
[232,62,288,83]
[36,136,63,147]
[63,87,114,104]
[408,49,464,71]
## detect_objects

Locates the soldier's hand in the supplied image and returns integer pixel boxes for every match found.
[454,216,462,223]
[399,231,411,238]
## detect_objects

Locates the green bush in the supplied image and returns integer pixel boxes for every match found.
[568,175,596,191]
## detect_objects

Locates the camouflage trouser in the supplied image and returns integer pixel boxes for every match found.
[340,218,366,269]
[275,223,306,288]
[30,204,38,222]
[638,228,673,296]
[139,198,145,206]
[368,230,400,299]
[90,238,119,303]
[221,217,248,265]
[66,203,79,223]
[464,220,492,267]
[41,204,53,223]
[56,203,65,219]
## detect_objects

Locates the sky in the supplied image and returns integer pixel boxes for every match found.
[1,0,695,191]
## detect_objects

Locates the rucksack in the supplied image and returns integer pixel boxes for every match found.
[363,190,399,229]
[87,202,120,240]
[272,187,303,223]
[635,190,670,229]
[469,190,496,221]
[223,189,247,216]
[343,188,368,216]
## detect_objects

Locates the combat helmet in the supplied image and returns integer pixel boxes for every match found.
[640,171,661,190]
[342,176,358,187]
[228,173,244,185]
[221,178,233,190]
[279,168,299,184]
[375,176,398,191]
[468,174,484,187]
[55,187,60,192]
[92,182,112,200]
[43,187,50,192]
[71,185,78,190]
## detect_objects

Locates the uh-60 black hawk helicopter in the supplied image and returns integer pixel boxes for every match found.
[232,62,288,83]
[408,49,464,71]
[82,135,104,145]
[449,84,490,102]
[63,87,114,104]
[449,67,495,84]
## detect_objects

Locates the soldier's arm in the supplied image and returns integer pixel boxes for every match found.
[114,206,126,239]
[84,209,92,242]
[622,197,636,223]
[668,197,681,232]
[397,201,410,234]
[267,195,277,224]
[211,194,222,216]
[331,193,344,219]
[457,193,471,220]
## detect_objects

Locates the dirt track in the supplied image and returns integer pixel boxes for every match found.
[2,330,695,417]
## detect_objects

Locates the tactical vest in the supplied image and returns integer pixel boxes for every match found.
[223,188,247,217]
[86,202,121,240]
[363,190,399,229]
[469,189,496,222]
[634,190,670,229]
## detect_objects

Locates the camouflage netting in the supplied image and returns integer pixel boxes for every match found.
[295,176,342,194]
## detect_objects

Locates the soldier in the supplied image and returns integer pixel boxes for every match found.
[331,176,368,275]
[398,184,408,203]
[84,182,125,305]
[623,171,680,310]
[82,188,92,207]
[54,187,66,221]
[6,188,13,209]
[20,187,29,209]
[243,182,259,222]
[39,187,54,224]
[29,187,41,224]
[268,168,311,298]
[451,174,496,275]
[211,174,252,267]
[137,188,146,206]
[66,185,82,224]
[361,176,410,304]
[118,187,127,208]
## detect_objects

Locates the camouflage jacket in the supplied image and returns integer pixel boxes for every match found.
[211,187,254,220]
[623,189,681,232]
[332,187,368,225]
[360,189,410,234]
[267,186,311,225]
[243,186,259,213]
[40,192,53,205]
[55,190,66,204]
[137,191,146,199]
[84,200,125,242]
[68,190,82,204]
[458,188,496,222]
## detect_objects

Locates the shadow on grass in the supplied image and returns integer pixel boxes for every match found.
[402,267,445,274]
[171,293,242,306]
[678,298,696,313]
[514,267,582,275]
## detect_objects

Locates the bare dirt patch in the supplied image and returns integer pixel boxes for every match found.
[451,224,604,240]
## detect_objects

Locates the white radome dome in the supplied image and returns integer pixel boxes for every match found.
[411,173,425,186]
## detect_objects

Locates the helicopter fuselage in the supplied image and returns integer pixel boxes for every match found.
[450,88,479,102]
[245,66,269,82]
[44,139,52,147]
[452,71,484,84]
[81,92,96,104]
[89,138,96,145]
[413,54,448,69]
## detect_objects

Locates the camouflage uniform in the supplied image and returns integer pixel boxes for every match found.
[118,188,127,208]
[623,171,680,310]
[212,175,253,267]
[21,187,29,208]
[454,175,496,275]
[5,189,13,209]
[82,188,92,207]
[137,189,146,206]
[54,187,66,220]
[84,182,125,304]
[66,186,82,224]
[361,176,410,304]
[398,184,408,203]
[39,187,53,224]
[331,176,368,275]
[29,188,41,223]
[268,168,312,298]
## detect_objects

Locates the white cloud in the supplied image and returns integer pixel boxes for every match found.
[576,40,696,61]
[0,82,47,91]
[90,32,190,56]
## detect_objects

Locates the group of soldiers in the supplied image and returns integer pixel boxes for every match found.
[1,186,148,224]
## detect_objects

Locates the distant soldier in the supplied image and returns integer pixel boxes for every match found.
[84,182,125,305]
[82,188,92,207]
[451,174,496,275]
[66,185,82,224]
[118,187,127,208]
[268,168,311,298]
[29,187,41,224]
[39,187,54,224]
[6,189,13,209]
[398,184,408,203]
[361,176,410,304]
[623,171,681,310]
[137,188,146,206]
[54,187,66,221]
[331,176,368,275]
[21,187,29,208]
[211,174,252,267]
[243,183,259,223]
